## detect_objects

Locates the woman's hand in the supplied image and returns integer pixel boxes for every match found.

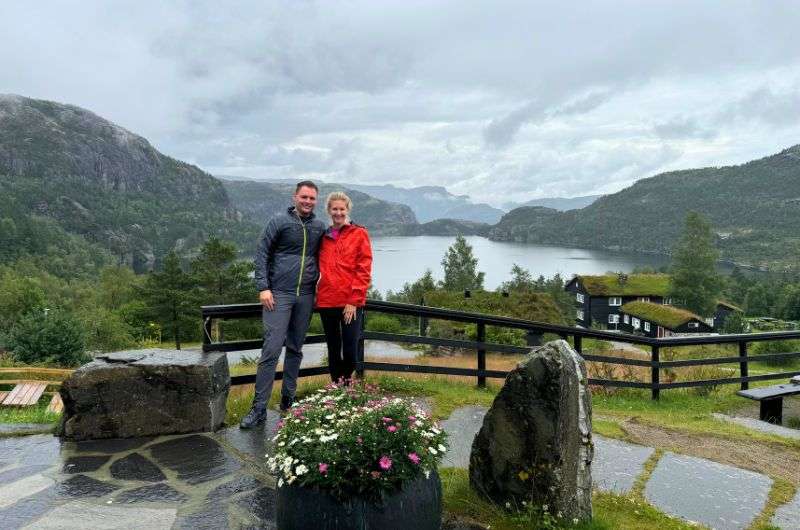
[343,304,357,324]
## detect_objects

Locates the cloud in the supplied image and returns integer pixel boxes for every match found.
[2,1,800,205]
[653,117,717,140]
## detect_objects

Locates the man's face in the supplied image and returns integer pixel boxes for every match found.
[293,186,318,217]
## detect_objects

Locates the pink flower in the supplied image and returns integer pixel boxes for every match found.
[319,463,329,475]
[381,417,393,423]
[371,471,381,479]
[356,436,363,444]
[408,452,420,465]
[408,415,417,422]
[276,420,284,429]
[379,456,392,470]
[386,425,397,433]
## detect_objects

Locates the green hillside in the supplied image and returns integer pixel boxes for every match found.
[489,145,800,269]
[0,95,260,273]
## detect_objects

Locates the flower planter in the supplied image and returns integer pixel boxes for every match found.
[276,469,442,530]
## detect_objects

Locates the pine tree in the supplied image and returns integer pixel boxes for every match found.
[440,235,485,291]
[668,212,722,316]
[191,236,254,305]
[139,251,196,349]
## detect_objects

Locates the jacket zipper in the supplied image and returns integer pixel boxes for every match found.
[296,215,308,296]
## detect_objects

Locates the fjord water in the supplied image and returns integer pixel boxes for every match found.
[370,235,674,294]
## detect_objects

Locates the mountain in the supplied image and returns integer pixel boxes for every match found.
[0,94,258,272]
[489,145,800,269]
[346,184,506,224]
[505,194,602,212]
[221,179,417,233]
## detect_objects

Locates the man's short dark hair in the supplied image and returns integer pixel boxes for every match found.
[295,180,318,193]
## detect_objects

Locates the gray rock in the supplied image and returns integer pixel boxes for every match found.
[469,340,593,522]
[440,406,488,468]
[772,488,800,529]
[109,453,165,482]
[56,475,119,497]
[59,349,230,440]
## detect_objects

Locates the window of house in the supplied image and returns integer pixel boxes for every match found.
[644,322,650,332]
[663,298,673,305]
[623,314,630,324]
[637,297,650,303]
[576,310,584,321]
[576,293,584,303]
[609,297,622,306]
[632,318,640,329]
[688,322,699,329]
[608,314,620,324]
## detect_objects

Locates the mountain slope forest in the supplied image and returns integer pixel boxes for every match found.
[0,94,260,273]
[490,145,800,269]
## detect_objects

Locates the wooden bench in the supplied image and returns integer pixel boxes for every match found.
[0,382,49,407]
[737,382,800,424]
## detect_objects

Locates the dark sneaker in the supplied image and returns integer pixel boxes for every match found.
[239,407,267,429]
[279,395,294,412]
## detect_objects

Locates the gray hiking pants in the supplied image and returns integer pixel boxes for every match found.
[252,291,315,410]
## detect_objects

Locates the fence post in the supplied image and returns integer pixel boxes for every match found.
[574,335,582,354]
[477,322,486,388]
[203,316,213,351]
[651,345,660,400]
[739,341,749,390]
[356,308,366,379]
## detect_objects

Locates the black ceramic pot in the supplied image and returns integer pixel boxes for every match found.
[276,469,442,530]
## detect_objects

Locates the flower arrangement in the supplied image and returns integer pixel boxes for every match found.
[267,380,448,502]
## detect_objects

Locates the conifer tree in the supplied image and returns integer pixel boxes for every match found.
[139,251,196,349]
[668,212,722,316]
[440,235,485,291]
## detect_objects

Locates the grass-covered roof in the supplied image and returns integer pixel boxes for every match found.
[423,290,566,325]
[575,273,670,296]
[620,301,704,329]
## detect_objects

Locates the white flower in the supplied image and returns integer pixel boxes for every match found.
[325,414,335,420]
[429,447,438,455]
[278,442,285,447]
[437,444,447,453]
[424,470,430,479]
[278,478,284,488]
[431,428,441,434]
[295,464,309,476]
[422,432,435,438]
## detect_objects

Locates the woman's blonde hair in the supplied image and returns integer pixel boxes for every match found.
[326,191,353,213]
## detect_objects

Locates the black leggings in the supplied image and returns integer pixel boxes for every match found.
[319,307,363,382]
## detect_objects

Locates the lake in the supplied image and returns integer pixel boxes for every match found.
[370,236,676,294]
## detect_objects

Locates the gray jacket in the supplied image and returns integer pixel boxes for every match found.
[254,207,326,295]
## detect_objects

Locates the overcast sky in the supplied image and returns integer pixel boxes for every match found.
[3,1,800,207]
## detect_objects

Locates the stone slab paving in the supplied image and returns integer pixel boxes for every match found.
[440,406,487,468]
[712,413,800,440]
[592,435,654,494]
[0,430,277,529]
[772,488,800,529]
[645,452,773,530]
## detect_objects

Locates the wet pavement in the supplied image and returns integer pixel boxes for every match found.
[0,413,282,530]
[1,404,796,529]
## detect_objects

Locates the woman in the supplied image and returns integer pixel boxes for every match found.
[316,191,373,382]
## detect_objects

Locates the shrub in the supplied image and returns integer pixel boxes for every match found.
[751,340,800,367]
[267,380,448,502]
[7,310,89,367]
[365,314,404,334]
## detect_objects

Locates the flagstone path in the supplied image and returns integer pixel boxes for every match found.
[0,405,798,529]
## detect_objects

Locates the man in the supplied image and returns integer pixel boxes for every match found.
[240,181,327,429]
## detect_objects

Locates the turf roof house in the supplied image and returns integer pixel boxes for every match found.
[618,301,713,338]
[565,273,673,330]
[565,273,739,332]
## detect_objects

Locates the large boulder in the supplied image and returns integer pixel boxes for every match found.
[59,349,230,440]
[469,340,593,521]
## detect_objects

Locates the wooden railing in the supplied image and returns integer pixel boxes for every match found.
[202,300,800,400]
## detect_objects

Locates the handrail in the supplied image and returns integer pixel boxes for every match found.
[201,299,800,400]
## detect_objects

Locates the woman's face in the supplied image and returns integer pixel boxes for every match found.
[328,199,349,226]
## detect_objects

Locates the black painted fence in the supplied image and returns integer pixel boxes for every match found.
[202,300,800,400]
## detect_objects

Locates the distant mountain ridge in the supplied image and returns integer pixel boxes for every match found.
[347,183,506,224]
[490,145,800,269]
[506,194,602,212]
[0,94,257,271]
[221,179,417,233]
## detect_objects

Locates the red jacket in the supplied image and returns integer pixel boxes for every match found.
[316,223,373,307]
